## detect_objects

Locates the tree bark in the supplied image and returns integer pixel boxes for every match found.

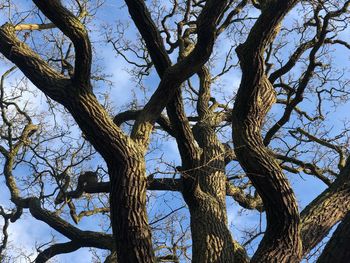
[185,125,247,263]
[109,158,153,263]
[232,2,302,262]
[317,211,350,263]
[300,160,350,256]
[188,190,246,263]
[184,90,248,263]
[0,22,156,259]
[63,91,155,262]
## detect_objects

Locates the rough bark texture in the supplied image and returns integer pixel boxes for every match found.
[0,18,155,263]
[63,91,155,262]
[126,0,231,147]
[300,160,350,256]
[122,1,246,261]
[188,123,247,263]
[108,158,153,262]
[2,0,350,262]
[181,67,247,263]
[232,2,302,262]
[317,211,350,263]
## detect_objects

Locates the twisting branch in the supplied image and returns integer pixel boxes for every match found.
[0,24,69,103]
[0,207,11,256]
[264,2,350,145]
[20,197,113,250]
[232,1,302,261]
[124,0,201,180]
[296,127,346,170]
[35,241,82,263]
[113,110,175,137]
[0,115,113,254]
[124,0,172,77]
[300,157,350,256]
[33,0,91,87]
[128,0,231,147]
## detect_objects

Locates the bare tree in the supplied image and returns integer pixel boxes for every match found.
[0,0,350,262]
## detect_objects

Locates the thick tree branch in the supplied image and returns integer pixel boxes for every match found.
[33,0,91,87]
[59,175,262,211]
[0,108,114,256]
[35,241,82,263]
[232,1,302,261]
[0,24,69,102]
[264,3,350,145]
[124,0,202,172]
[300,158,350,256]
[113,109,175,137]
[1,13,150,261]
[21,197,113,250]
[59,177,182,202]
[124,0,171,77]
[0,27,132,166]
[129,0,230,147]
[316,211,350,263]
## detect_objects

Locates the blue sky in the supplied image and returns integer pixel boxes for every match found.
[0,1,349,262]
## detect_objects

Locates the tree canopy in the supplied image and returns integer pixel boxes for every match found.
[0,0,350,262]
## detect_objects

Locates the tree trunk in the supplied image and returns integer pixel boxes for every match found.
[300,161,350,256]
[187,186,247,263]
[317,211,350,263]
[64,91,155,262]
[233,117,301,263]
[188,193,237,263]
[232,4,302,261]
[184,123,248,263]
[233,66,301,263]
[109,157,154,262]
